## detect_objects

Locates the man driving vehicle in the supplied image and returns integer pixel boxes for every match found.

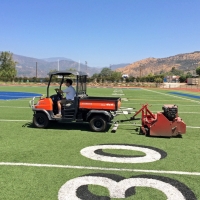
[55,79,76,118]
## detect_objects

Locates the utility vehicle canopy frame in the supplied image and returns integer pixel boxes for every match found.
[47,71,88,97]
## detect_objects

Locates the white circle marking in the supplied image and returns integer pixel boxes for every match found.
[80,145,161,163]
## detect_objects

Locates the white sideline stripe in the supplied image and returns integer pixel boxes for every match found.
[0,120,30,122]
[0,105,199,114]
[114,123,200,129]
[0,120,200,128]
[122,103,200,106]
[0,162,199,176]
[124,111,200,114]
[185,126,200,129]
[0,106,29,108]
[142,88,200,104]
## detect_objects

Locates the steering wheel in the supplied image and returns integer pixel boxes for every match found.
[55,88,63,99]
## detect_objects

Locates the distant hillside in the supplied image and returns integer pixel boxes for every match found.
[111,63,130,70]
[116,51,200,77]
[42,57,73,62]
[2,51,200,78]
[12,54,102,77]
[10,54,128,78]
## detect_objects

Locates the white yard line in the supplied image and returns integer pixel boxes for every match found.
[0,162,199,176]
[125,111,200,114]
[0,120,200,128]
[0,106,30,108]
[123,102,200,106]
[142,88,200,104]
[0,119,30,122]
[116,123,200,129]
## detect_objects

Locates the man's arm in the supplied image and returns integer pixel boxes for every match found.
[55,88,63,93]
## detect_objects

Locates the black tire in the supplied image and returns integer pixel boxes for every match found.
[144,126,150,137]
[33,113,49,128]
[138,127,145,135]
[89,115,107,132]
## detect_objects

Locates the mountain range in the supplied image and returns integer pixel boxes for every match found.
[116,51,200,77]
[2,51,200,77]
[12,54,129,78]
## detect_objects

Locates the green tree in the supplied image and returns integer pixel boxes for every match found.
[186,71,192,77]
[90,69,122,83]
[154,77,163,83]
[196,67,200,76]
[100,67,112,78]
[0,51,17,81]
[179,75,187,83]
[170,67,184,76]
[146,74,154,82]
[109,71,122,82]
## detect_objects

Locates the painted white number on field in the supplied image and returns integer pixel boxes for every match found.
[58,174,194,200]
[80,144,167,163]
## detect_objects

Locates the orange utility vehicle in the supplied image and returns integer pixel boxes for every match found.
[29,71,121,132]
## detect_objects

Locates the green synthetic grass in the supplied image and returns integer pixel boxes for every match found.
[0,86,200,199]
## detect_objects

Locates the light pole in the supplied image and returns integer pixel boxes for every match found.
[36,62,37,78]
[85,61,87,74]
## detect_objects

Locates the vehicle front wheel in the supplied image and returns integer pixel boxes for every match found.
[89,115,107,132]
[33,113,49,128]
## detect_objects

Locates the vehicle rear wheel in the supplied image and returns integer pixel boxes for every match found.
[33,113,49,128]
[89,115,107,132]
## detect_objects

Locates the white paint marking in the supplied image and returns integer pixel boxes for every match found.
[112,123,200,129]
[112,94,124,95]
[121,98,128,101]
[0,119,30,122]
[58,176,185,200]
[1,162,199,176]
[142,88,200,104]
[121,102,200,106]
[0,106,30,108]
[0,120,199,128]
[80,145,161,163]
[141,111,200,114]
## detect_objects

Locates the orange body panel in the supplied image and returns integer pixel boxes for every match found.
[35,98,53,111]
[79,99,120,111]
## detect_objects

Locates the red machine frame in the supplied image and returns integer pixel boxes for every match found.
[117,104,186,137]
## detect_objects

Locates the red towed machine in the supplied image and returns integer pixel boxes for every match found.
[116,104,186,137]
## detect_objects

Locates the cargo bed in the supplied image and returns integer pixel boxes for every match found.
[79,96,121,111]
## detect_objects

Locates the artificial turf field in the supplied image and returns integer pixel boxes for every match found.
[0,85,200,200]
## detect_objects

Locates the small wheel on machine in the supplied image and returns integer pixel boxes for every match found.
[138,127,145,135]
[89,115,107,132]
[33,113,49,128]
[144,126,150,137]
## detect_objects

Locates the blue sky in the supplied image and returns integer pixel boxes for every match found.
[1,0,200,67]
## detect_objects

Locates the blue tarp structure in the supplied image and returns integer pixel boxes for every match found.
[0,91,42,100]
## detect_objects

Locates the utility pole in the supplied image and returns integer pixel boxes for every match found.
[36,62,37,78]
[110,64,112,77]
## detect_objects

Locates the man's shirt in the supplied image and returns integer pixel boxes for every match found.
[63,85,76,100]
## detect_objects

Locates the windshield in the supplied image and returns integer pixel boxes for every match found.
[76,75,87,95]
